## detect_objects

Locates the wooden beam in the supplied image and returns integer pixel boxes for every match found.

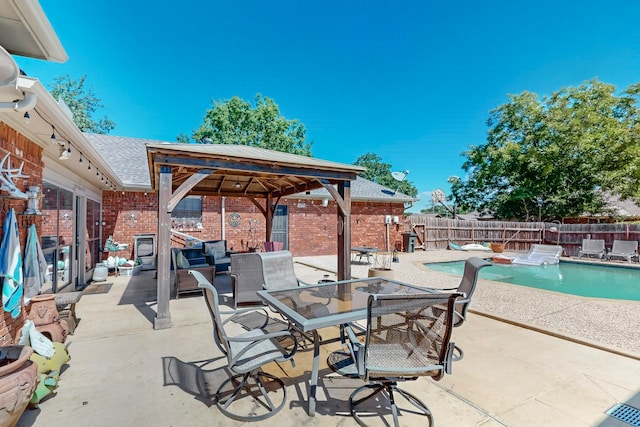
[266,194,274,242]
[155,165,173,330]
[168,169,212,212]
[320,179,347,214]
[153,154,359,181]
[337,181,352,286]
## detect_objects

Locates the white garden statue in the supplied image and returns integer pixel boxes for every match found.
[0,152,29,199]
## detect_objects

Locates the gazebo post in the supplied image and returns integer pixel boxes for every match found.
[265,193,274,242]
[154,165,173,330]
[337,181,352,282]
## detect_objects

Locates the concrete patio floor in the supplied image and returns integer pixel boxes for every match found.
[17,250,640,427]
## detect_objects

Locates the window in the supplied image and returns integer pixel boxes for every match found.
[171,196,202,229]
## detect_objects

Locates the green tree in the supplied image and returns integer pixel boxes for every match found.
[452,80,640,221]
[354,153,418,197]
[49,74,115,134]
[184,94,312,156]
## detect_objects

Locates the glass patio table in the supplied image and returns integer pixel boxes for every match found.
[257,277,432,417]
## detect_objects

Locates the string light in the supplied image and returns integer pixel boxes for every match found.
[79,153,83,163]
[23,112,30,124]
[88,162,91,170]
[50,126,56,141]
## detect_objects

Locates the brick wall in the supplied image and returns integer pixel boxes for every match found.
[102,192,407,257]
[0,122,44,344]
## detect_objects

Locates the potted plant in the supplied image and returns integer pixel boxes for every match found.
[368,252,394,279]
[133,257,143,275]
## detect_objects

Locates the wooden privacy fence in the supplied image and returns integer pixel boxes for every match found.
[406,215,640,256]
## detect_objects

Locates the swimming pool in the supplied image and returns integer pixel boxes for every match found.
[425,260,640,301]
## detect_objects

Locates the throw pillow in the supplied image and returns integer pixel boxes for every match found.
[205,241,226,260]
[176,251,191,269]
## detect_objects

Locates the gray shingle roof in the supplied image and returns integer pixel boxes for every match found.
[296,176,415,202]
[84,133,154,188]
[85,133,415,203]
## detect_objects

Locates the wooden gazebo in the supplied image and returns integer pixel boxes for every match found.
[146,143,365,329]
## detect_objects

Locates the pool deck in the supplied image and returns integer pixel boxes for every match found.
[299,250,640,356]
[17,249,640,427]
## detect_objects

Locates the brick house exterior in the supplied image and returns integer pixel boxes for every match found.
[101,190,408,259]
[0,124,45,344]
[0,3,413,345]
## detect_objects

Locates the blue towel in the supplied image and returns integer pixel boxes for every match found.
[0,209,23,318]
[23,223,47,304]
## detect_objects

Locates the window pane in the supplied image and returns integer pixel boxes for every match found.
[172,196,202,221]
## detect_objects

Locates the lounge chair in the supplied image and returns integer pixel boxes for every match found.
[511,244,563,265]
[606,240,639,263]
[578,239,606,260]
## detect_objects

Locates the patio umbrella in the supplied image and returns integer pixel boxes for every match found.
[0,208,23,318]
[23,223,46,304]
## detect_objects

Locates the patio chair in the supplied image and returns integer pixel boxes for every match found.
[578,239,606,260]
[606,240,639,263]
[328,292,461,427]
[189,270,297,422]
[259,251,329,347]
[421,256,491,361]
[231,250,317,308]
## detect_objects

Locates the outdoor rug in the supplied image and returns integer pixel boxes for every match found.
[82,282,113,295]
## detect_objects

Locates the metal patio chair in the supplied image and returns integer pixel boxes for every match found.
[328,292,461,427]
[189,270,297,422]
[422,256,491,361]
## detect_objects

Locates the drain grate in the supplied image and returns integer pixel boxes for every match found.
[607,403,640,427]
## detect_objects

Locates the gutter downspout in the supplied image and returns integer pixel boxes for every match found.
[0,91,37,112]
[221,196,226,240]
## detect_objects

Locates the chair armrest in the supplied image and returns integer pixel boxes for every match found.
[444,341,456,374]
[339,323,365,375]
[419,285,457,292]
[228,329,298,364]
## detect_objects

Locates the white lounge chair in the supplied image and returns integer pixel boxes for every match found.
[578,239,606,260]
[606,240,639,263]
[512,244,563,265]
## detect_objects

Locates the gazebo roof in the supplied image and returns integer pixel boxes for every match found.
[146,143,365,199]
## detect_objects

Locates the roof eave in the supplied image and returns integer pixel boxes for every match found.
[4,0,68,62]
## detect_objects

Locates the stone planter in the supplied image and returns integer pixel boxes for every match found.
[27,294,69,343]
[368,268,395,280]
[490,243,505,253]
[0,346,38,427]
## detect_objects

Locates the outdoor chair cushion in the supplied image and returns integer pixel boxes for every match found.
[203,240,231,272]
[176,251,191,269]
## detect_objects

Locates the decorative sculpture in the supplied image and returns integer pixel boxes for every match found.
[24,186,41,214]
[0,153,29,199]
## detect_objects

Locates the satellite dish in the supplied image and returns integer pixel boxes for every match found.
[432,188,446,204]
[391,170,409,182]
[0,45,19,88]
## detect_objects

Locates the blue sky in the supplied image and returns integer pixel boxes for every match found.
[17,1,640,212]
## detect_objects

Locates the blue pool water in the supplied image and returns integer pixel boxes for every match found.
[425,260,640,301]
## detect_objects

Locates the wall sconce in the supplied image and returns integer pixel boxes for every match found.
[128,212,138,228]
[62,212,71,228]
[321,198,329,207]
